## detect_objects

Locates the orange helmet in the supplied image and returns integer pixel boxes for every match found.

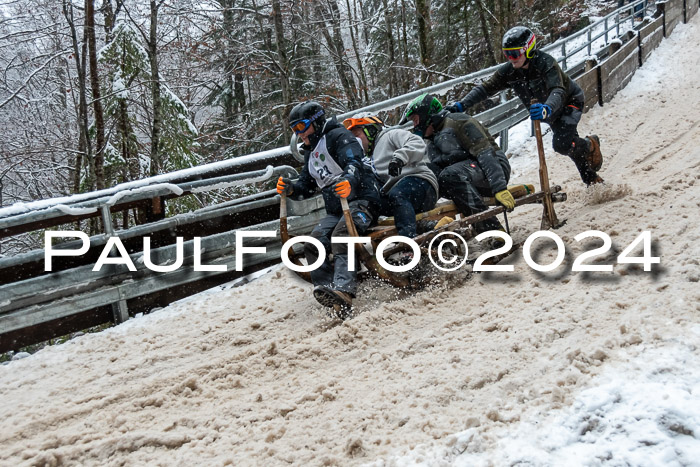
[343,113,384,153]
[342,114,383,131]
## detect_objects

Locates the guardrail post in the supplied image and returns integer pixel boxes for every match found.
[616,11,621,36]
[656,2,667,36]
[605,17,609,44]
[498,91,509,152]
[101,205,129,324]
[560,43,567,70]
[587,29,592,55]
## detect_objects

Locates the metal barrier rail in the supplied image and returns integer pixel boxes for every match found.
[0,204,326,335]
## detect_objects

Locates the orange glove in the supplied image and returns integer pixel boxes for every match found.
[334,179,351,198]
[277,176,293,196]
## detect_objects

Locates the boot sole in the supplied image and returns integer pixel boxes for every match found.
[313,287,352,319]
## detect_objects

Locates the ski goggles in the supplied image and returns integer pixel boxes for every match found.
[290,110,324,134]
[503,33,536,60]
[502,48,526,60]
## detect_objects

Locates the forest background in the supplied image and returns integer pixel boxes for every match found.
[0,0,603,255]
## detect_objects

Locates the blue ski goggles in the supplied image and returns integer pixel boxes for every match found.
[290,110,324,134]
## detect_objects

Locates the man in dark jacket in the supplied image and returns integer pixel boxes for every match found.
[277,100,381,315]
[401,93,515,234]
[447,26,604,186]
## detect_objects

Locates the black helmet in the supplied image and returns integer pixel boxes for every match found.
[289,100,326,135]
[399,93,443,137]
[502,26,536,60]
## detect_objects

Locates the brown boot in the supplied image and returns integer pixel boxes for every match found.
[313,285,352,319]
[586,135,603,172]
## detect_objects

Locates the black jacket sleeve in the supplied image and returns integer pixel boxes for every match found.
[430,128,470,168]
[475,147,509,194]
[459,84,490,110]
[538,54,569,118]
[460,64,513,110]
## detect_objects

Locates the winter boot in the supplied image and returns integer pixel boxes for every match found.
[434,216,455,229]
[416,218,438,234]
[313,285,352,318]
[417,216,455,234]
[586,135,603,172]
[474,217,506,249]
[474,217,505,235]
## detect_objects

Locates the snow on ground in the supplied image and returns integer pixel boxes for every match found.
[1,15,700,467]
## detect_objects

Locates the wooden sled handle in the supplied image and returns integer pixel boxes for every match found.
[340,197,410,288]
[531,99,562,229]
[280,193,311,282]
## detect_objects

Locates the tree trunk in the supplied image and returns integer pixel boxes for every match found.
[271,0,291,140]
[474,0,498,66]
[102,0,123,43]
[86,0,105,190]
[149,0,162,176]
[221,0,239,123]
[381,0,397,97]
[415,0,433,84]
[463,0,473,70]
[234,73,245,112]
[400,0,409,92]
[63,0,91,193]
[345,0,369,103]
[317,0,358,108]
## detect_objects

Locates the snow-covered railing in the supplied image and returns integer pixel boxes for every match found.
[0,207,325,341]
[543,0,655,71]
[0,166,297,238]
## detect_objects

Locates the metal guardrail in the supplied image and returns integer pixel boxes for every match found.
[542,0,655,71]
[0,203,326,335]
[2,0,692,351]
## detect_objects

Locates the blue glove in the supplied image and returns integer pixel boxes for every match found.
[445,102,464,113]
[529,103,551,120]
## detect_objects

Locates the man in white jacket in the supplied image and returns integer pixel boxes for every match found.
[343,114,438,238]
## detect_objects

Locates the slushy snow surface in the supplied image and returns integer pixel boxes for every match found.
[1,15,699,467]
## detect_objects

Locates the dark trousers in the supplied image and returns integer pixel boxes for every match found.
[549,106,598,185]
[380,176,437,238]
[303,200,374,296]
[438,159,507,232]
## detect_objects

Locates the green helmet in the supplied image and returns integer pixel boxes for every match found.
[400,93,443,137]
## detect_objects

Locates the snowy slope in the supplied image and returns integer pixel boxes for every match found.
[1,17,699,467]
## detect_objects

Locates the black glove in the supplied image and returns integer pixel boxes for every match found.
[445,102,464,113]
[388,157,405,177]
